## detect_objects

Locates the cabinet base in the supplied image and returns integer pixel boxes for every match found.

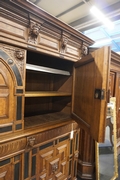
[77,160,95,180]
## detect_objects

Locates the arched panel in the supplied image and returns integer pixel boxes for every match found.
[0,49,23,86]
[0,60,15,125]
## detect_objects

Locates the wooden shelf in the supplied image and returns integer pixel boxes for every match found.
[25,91,72,97]
[24,112,71,129]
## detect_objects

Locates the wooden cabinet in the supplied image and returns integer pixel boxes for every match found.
[0,0,120,180]
[109,52,120,154]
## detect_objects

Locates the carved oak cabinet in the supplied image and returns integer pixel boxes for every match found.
[0,1,120,180]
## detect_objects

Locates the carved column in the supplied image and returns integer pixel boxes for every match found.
[77,129,95,179]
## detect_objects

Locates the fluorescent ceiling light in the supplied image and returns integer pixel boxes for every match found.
[90,6,114,30]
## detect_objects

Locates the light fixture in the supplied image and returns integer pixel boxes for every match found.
[90,6,114,30]
[91,39,112,47]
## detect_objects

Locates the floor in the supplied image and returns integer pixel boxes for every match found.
[116,155,120,180]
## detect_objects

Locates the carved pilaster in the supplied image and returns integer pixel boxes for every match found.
[77,129,95,179]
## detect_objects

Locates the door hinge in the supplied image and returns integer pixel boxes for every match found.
[94,89,105,100]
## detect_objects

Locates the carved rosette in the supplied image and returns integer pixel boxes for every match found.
[80,45,88,59]
[28,21,41,44]
[60,35,68,54]
[0,45,25,80]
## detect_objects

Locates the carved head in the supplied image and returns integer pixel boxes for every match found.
[15,50,24,60]
[61,37,68,49]
[82,45,88,56]
[30,23,41,36]
[29,139,34,147]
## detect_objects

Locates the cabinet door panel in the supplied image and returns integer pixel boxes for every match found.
[0,163,13,180]
[72,46,110,142]
[0,60,14,125]
[109,72,115,97]
[117,74,120,138]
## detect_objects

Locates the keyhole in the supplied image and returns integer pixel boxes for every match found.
[95,92,99,98]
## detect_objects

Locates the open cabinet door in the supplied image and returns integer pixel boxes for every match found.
[72,46,111,143]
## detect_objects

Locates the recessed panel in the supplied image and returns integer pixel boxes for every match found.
[0,96,8,118]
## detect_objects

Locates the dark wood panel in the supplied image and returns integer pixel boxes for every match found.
[72,47,110,142]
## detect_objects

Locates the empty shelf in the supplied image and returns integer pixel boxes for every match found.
[25,91,72,97]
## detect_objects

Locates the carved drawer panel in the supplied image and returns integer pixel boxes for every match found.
[0,138,26,160]
[39,141,69,180]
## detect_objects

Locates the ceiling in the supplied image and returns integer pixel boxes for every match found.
[29,0,120,53]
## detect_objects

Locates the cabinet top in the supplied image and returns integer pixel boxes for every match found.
[1,0,94,47]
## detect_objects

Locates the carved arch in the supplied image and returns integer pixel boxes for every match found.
[0,49,23,86]
[0,57,16,125]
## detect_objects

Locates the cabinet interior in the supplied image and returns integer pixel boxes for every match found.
[24,50,74,129]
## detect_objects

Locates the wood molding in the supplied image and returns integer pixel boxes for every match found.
[0,138,26,160]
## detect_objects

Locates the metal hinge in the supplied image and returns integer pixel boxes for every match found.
[94,89,105,100]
